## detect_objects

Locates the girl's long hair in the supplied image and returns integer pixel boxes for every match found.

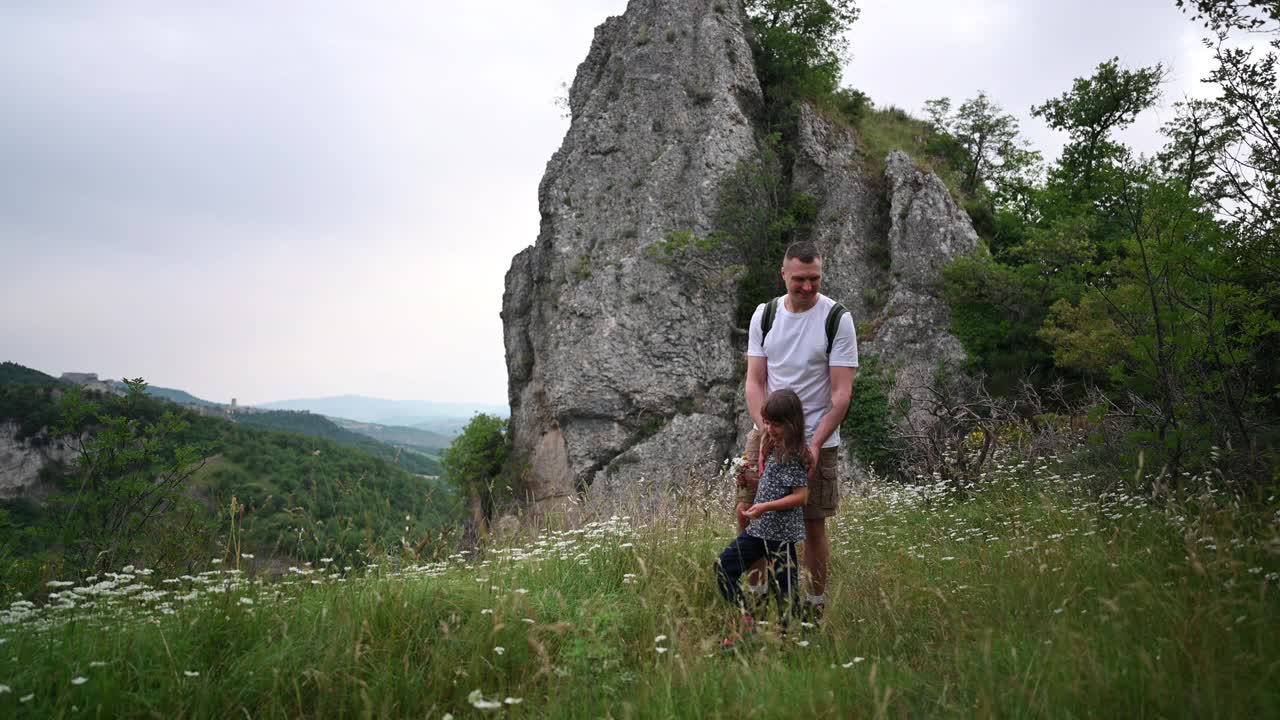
[762,389,811,468]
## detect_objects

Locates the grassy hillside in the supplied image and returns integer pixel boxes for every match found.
[0,452,1275,717]
[232,410,443,475]
[851,104,968,198]
[0,382,459,590]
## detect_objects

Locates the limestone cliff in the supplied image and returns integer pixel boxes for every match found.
[501,0,976,514]
[0,422,73,500]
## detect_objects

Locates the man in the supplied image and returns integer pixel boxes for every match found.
[737,240,858,618]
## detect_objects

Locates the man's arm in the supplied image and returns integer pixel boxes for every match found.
[745,355,768,430]
[806,366,856,477]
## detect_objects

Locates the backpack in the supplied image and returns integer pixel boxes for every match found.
[760,297,848,355]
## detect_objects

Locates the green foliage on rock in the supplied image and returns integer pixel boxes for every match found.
[713,134,821,326]
[441,414,510,530]
[840,355,905,476]
[745,0,860,125]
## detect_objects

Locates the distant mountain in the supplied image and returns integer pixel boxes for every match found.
[258,395,508,426]
[410,418,477,437]
[0,362,60,387]
[328,417,453,452]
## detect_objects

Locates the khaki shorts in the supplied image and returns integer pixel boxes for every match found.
[735,428,840,520]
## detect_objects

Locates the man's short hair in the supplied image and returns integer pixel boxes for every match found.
[784,241,821,263]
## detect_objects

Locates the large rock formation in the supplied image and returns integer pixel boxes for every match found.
[0,422,73,500]
[501,0,977,515]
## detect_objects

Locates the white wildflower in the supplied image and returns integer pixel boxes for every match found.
[184,670,200,677]
[71,676,87,685]
[467,689,503,710]
[504,698,523,705]
[20,693,34,702]
[654,635,667,643]
[239,597,254,606]
[493,646,505,655]
[0,684,9,693]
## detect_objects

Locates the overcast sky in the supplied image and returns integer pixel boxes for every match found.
[0,0,1217,406]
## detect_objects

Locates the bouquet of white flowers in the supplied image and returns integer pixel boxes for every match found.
[722,454,749,486]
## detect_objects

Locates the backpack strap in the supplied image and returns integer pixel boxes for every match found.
[825,302,848,356]
[760,297,779,345]
[762,297,847,355]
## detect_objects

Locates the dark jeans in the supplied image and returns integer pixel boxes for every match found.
[714,532,800,618]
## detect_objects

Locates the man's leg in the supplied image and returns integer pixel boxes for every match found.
[802,518,829,598]
[801,446,840,613]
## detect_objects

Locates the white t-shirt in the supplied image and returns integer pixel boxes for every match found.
[747,293,859,448]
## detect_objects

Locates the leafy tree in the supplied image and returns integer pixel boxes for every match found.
[745,0,860,121]
[924,92,1042,198]
[1169,0,1280,282]
[1040,160,1278,483]
[1032,58,1166,199]
[944,60,1168,388]
[50,379,210,574]
[441,414,510,537]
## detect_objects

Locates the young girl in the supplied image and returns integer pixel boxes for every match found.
[714,389,811,645]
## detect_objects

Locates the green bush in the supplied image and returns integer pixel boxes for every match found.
[841,356,906,477]
[441,414,510,528]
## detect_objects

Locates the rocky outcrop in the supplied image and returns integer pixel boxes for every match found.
[502,0,761,516]
[787,110,976,462]
[0,422,73,500]
[862,152,978,425]
[502,0,979,513]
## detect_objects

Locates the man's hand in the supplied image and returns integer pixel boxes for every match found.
[807,441,822,482]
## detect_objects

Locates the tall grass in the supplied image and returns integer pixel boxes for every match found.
[853,105,967,197]
[1,453,1277,718]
